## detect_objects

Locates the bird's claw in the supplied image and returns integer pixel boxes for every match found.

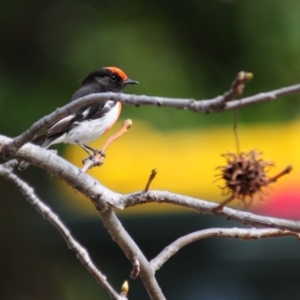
[95,150,106,157]
[82,155,104,167]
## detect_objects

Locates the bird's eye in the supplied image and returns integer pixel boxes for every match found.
[110,75,118,82]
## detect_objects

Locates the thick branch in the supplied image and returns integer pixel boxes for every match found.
[99,209,165,300]
[0,161,122,300]
[2,75,299,299]
[2,135,300,298]
[150,228,299,271]
[2,80,300,157]
[1,135,300,234]
[0,136,165,300]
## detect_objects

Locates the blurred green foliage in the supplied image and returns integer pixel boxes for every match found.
[1,0,300,138]
[1,1,300,299]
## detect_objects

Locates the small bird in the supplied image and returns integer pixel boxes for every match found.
[19,66,138,170]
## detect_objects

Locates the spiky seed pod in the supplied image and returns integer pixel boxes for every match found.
[220,150,273,204]
[214,150,291,212]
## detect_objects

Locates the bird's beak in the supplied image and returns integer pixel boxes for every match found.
[125,78,139,85]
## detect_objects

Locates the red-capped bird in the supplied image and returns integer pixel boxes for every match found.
[19,67,138,170]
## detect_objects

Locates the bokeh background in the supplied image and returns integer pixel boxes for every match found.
[1,0,300,299]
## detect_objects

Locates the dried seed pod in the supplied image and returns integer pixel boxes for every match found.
[213,149,292,211]
[221,150,273,202]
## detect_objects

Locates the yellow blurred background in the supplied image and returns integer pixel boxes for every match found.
[61,119,300,216]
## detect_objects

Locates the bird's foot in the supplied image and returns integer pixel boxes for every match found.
[82,150,106,166]
[76,141,105,156]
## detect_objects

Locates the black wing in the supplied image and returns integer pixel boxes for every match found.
[34,80,117,143]
[33,103,105,142]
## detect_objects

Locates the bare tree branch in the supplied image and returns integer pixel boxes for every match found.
[0,136,166,300]
[121,191,300,232]
[1,124,299,298]
[150,228,299,271]
[0,161,122,300]
[2,77,300,299]
[2,77,300,157]
[99,208,165,300]
[1,135,300,234]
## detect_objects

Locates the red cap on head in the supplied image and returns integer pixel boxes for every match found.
[106,67,128,81]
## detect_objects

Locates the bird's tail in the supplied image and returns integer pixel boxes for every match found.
[18,138,54,171]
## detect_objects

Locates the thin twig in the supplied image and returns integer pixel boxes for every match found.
[150,227,299,271]
[144,169,157,192]
[233,107,240,154]
[81,119,132,172]
[220,71,253,105]
[267,165,292,183]
[102,119,132,152]
[230,72,253,154]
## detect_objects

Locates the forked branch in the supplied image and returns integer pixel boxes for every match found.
[150,227,299,271]
[0,161,123,300]
[2,72,300,158]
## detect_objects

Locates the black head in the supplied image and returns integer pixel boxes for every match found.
[81,67,138,93]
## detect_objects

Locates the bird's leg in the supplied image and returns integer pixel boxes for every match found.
[76,141,93,155]
[76,141,106,157]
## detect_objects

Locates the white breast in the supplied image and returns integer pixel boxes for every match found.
[50,102,121,145]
